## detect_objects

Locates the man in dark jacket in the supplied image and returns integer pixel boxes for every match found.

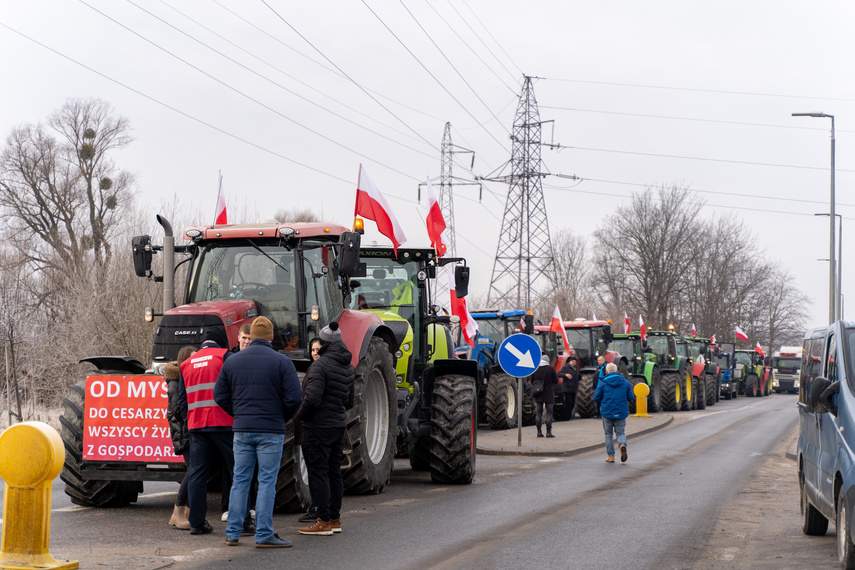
[297,321,355,536]
[214,316,302,548]
[593,362,636,463]
[532,355,559,438]
[558,358,579,420]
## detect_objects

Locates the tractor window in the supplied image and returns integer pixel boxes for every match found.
[189,244,295,305]
[734,352,753,367]
[647,336,670,364]
[714,355,729,369]
[472,318,505,345]
[564,329,594,367]
[302,246,343,345]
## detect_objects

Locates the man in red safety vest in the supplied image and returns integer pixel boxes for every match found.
[178,331,248,535]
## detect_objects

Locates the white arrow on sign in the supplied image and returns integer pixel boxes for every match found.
[505,342,535,369]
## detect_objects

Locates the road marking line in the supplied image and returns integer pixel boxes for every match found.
[539,458,561,463]
[53,505,90,512]
[380,498,419,506]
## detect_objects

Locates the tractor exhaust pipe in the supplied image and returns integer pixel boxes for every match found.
[156,215,175,312]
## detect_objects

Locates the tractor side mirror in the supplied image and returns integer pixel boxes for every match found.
[523,314,534,335]
[454,265,470,298]
[339,231,361,276]
[132,235,153,277]
[602,323,613,343]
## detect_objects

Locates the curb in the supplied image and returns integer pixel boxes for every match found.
[476,415,675,458]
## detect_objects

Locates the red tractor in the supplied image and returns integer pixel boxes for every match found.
[60,216,399,510]
[535,319,623,419]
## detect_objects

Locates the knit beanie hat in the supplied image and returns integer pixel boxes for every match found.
[250,316,274,342]
[319,321,342,344]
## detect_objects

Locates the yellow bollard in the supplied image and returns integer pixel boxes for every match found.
[631,383,651,418]
[0,422,78,570]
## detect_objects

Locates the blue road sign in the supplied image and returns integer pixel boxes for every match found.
[498,334,542,378]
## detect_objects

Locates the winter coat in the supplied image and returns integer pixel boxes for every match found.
[297,339,355,431]
[558,363,579,394]
[165,362,189,455]
[213,339,302,433]
[593,372,636,420]
[531,364,559,404]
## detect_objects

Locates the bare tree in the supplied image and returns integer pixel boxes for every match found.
[549,227,593,320]
[592,184,702,329]
[274,208,321,223]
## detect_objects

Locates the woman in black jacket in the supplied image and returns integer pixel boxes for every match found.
[558,358,579,420]
[167,345,196,529]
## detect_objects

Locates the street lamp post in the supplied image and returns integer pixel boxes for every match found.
[794,112,836,322]
[816,213,843,321]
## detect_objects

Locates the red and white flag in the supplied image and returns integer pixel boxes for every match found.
[624,312,631,334]
[447,265,477,346]
[214,171,227,225]
[734,326,749,342]
[519,315,525,331]
[755,342,765,355]
[639,315,647,342]
[551,305,571,353]
[691,323,697,338]
[710,334,717,346]
[424,178,448,257]
[592,312,597,322]
[355,165,407,253]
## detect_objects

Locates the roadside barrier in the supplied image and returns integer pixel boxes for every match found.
[631,383,651,418]
[0,421,78,569]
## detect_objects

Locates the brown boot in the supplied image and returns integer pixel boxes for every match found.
[298,519,334,536]
[169,505,191,530]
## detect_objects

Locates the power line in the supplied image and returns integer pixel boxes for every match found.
[359,0,509,153]
[260,0,438,152]
[421,0,517,94]
[544,77,855,103]
[77,0,419,180]
[0,22,352,185]
[459,0,522,78]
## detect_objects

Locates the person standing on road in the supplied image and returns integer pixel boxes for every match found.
[558,358,579,421]
[214,316,302,548]
[297,322,355,536]
[594,362,636,463]
[532,355,559,438]
[296,337,323,524]
[229,323,252,354]
[166,345,196,530]
[177,331,235,535]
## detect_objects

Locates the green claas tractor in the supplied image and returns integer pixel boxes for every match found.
[646,329,693,412]
[62,216,399,511]
[456,310,535,430]
[610,333,661,413]
[347,246,478,484]
[686,337,720,407]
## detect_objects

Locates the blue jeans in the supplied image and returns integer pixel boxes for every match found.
[602,417,627,457]
[226,432,284,542]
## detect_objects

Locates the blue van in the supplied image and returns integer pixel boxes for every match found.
[797,322,855,568]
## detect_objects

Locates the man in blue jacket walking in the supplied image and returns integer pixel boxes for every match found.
[214,316,302,548]
[594,362,636,463]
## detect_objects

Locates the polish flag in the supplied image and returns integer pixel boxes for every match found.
[691,323,697,338]
[710,334,717,346]
[592,312,597,322]
[214,171,227,225]
[755,342,765,355]
[448,265,477,346]
[551,305,571,353]
[519,315,525,331]
[639,315,647,342]
[735,326,749,342]
[624,312,631,334]
[355,165,407,253]
[424,178,448,257]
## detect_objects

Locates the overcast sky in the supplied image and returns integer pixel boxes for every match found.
[2,0,854,332]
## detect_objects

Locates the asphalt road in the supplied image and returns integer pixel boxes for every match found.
[0,394,817,569]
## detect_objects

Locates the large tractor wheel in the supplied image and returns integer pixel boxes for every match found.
[647,367,662,413]
[714,373,722,403]
[274,425,312,513]
[575,372,597,418]
[660,371,681,412]
[521,379,537,425]
[744,374,759,398]
[59,379,142,508]
[485,372,518,430]
[342,337,397,495]
[696,375,706,410]
[705,373,716,407]
[430,375,477,484]
[680,371,694,411]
